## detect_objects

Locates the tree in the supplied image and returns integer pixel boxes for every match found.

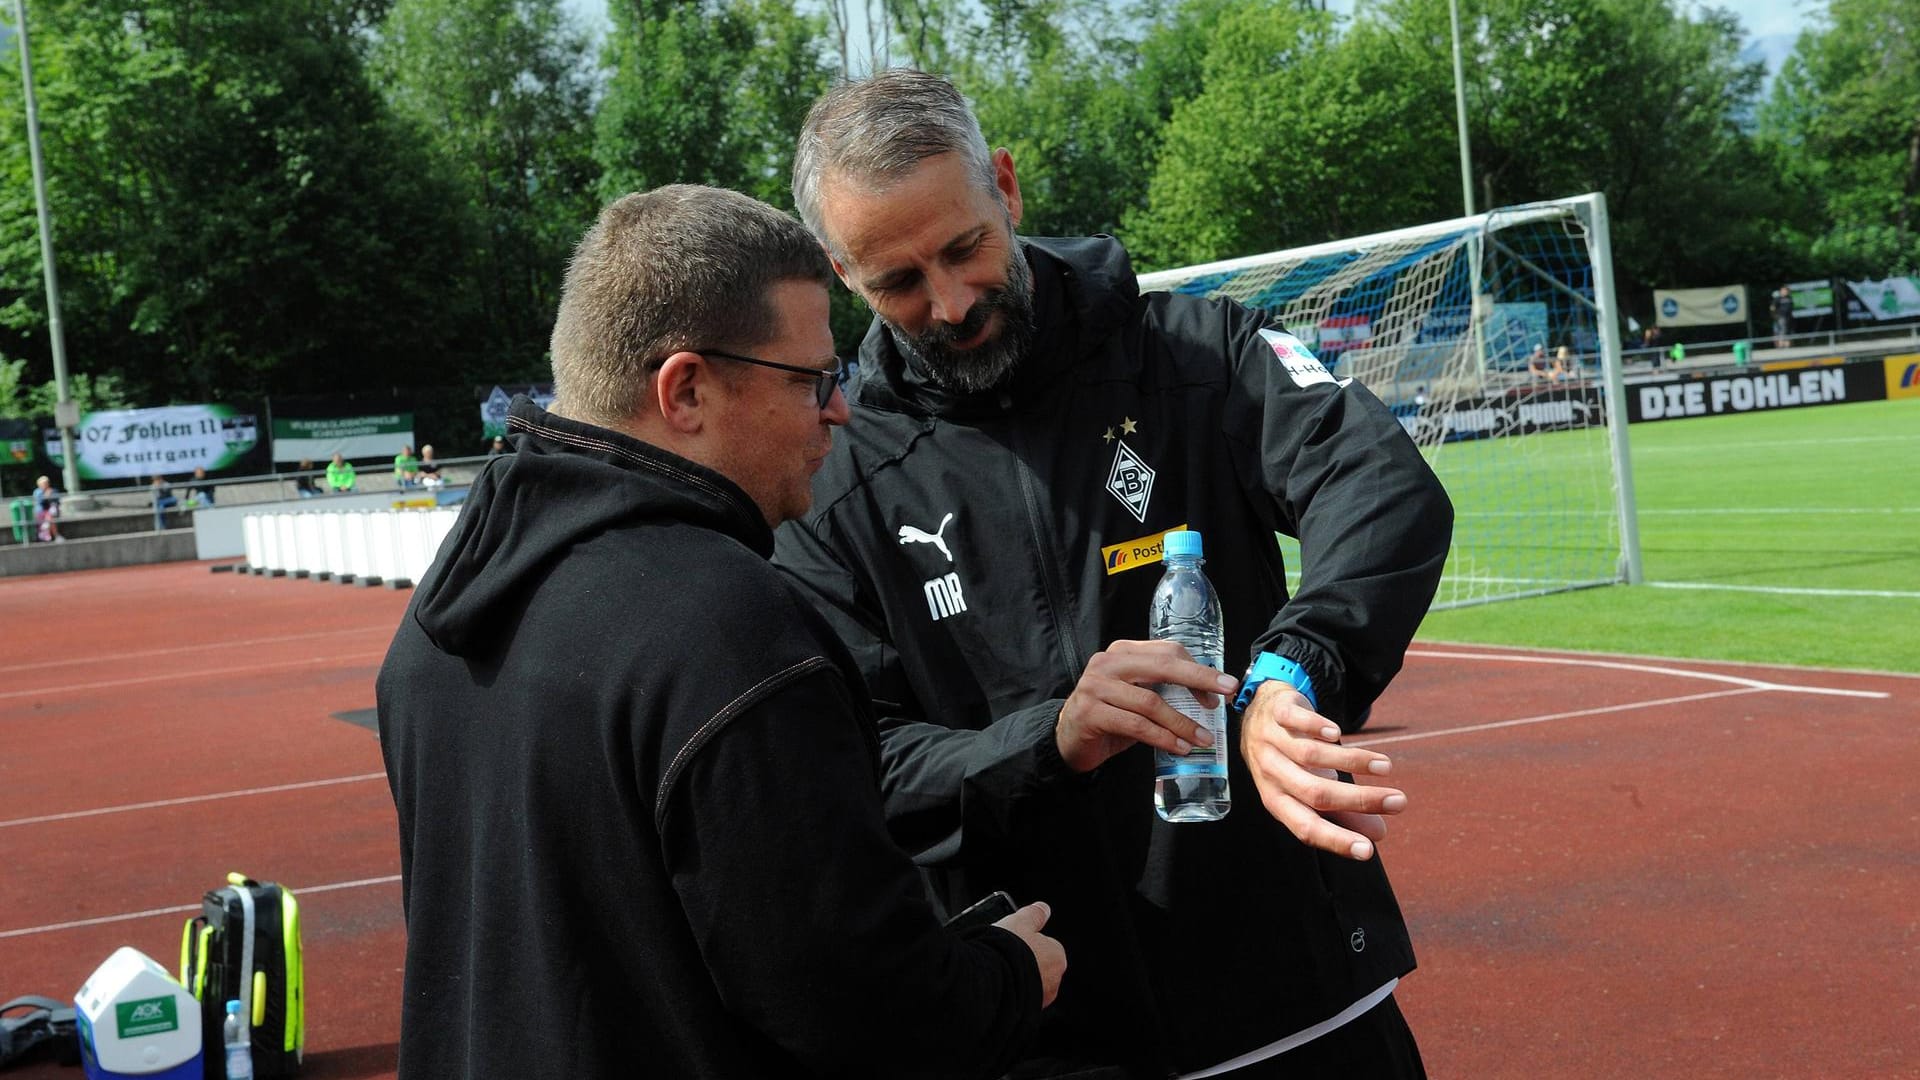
[0,0,477,406]
[1124,2,1455,269]
[375,0,601,377]
[594,0,830,208]
[1759,0,1920,276]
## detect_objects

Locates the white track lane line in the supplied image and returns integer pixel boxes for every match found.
[1351,687,1767,748]
[0,651,388,703]
[0,773,388,830]
[1406,648,1891,698]
[0,625,397,677]
[0,875,402,940]
[1645,581,1920,600]
[1354,649,1896,748]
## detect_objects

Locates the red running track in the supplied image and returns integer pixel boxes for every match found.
[2,562,1915,1077]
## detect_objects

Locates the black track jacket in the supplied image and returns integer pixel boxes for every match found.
[773,237,1453,1075]
[379,399,1042,1079]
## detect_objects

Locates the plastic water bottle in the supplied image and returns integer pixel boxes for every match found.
[224,999,253,1080]
[1151,530,1231,822]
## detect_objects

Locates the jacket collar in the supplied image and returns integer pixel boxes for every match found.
[505,396,773,556]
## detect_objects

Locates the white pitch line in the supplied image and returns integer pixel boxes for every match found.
[1351,687,1768,748]
[1646,581,1920,600]
[0,875,401,941]
[0,625,396,677]
[0,773,388,830]
[0,652,388,703]
[1406,647,1891,698]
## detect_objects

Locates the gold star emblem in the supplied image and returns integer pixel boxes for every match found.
[1120,417,1139,435]
[1102,427,1115,444]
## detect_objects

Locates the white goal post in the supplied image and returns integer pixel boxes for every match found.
[1136,192,1644,609]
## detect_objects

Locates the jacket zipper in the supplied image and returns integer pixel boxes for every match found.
[1002,393,1085,683]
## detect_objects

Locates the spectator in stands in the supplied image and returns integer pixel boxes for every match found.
[417,444,443,489]
[326,452,357,493]
[150,475,178,531]
[1772,286,1793,348]
[292,460,320,499]
[1527,342,1550,379]
[187,465,217,507]
[32,475,62,542]
[487,435,508,456]
[1552,345,1574,381]
[394,444,420,488]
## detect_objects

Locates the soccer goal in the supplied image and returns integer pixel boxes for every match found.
[1136,192,1643,609]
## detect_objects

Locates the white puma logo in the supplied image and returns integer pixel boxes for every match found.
[897,512,955,562]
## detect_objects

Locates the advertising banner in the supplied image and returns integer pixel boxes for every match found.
[1627,362,1887,423]
[43,404,261,480]
[1843,277,1920,322]
[1654,285,1749,327]
[480,384,555,438]
[1787,279,1834,318]
[271,414,414,464]
[1396,385,1608,444]
[1885,355,1920,400]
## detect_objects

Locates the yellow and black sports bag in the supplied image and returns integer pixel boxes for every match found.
[179,872,305,1079]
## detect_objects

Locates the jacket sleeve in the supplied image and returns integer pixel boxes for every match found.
[1218,306,1454,728]
[774,519,1083,866]
[658,666,1041,1079]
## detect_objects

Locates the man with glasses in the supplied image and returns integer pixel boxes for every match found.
[377,184,1062,1079]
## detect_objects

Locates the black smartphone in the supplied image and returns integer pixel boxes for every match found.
[943,890,1018,932]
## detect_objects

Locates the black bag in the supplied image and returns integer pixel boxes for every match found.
[179,873,304,1079]
[0,995,80,1068]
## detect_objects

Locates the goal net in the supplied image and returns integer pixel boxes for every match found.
[1136,193,1643,609]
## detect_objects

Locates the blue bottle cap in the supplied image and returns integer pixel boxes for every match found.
[1164,530,1202,558]
[226,1000,241,1015]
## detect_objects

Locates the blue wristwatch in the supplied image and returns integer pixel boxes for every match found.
[1233,652,1317,712]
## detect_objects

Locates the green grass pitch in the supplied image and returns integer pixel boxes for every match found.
[1411,397,1919,674]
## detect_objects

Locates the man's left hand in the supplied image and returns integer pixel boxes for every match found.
[1239,681,1407,861]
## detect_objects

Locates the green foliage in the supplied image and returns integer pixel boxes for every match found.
[0,0,1916,409]
[1124,2,1453,269]
[0,0,477,405]
[594,0,830,209]
[0,355,128,418]
[1758,0,1920,276]
[374,0,601,376]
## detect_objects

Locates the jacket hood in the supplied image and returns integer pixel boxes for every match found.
[852,235,1139,418]
[411,397,771,657]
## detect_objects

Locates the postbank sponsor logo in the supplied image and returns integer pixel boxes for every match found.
[1886,355,1920,400]
[1101,523,1188,576]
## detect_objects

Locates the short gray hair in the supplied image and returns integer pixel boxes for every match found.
[793,69,997,259]
[549,185,830,427]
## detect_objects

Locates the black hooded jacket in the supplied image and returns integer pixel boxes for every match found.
[377,399,1041,1079]
[773,237,1453,1075]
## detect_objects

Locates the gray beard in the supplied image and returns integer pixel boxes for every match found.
[887,247,1035,395]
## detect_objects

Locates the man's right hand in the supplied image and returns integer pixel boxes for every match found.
[994,901,1066,1008]
[1055,640,1237,773]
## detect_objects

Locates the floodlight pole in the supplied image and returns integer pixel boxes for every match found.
[13,0,82,499]
[1449,0,1475,217]
[1449,0,1490,385]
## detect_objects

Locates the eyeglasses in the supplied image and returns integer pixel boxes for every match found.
[700,350,843,409]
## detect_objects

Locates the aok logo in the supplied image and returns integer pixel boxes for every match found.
[115,995,179,1038]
